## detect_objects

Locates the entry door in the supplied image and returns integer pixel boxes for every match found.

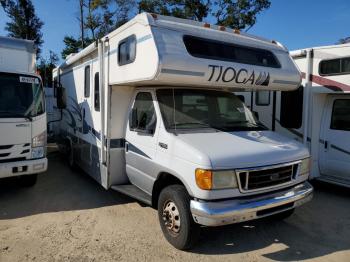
[319,96,350,182]
[125,91,159,194]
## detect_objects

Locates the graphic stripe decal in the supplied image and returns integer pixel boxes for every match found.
[110,138,125,148]
[302,72,350,92]
[137,34,152,44]
[161,68,205,77]
[330,144,350,156]
[273,79,300,85]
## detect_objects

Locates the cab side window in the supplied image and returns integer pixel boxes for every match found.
[130,92,157,134]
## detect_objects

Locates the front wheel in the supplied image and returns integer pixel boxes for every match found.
[157,185,200,250]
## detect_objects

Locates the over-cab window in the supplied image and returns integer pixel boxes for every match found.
[84,65,90,98]
[320,57,350,76]
[331,99,350,131]
[183,35,281,68]
[129,92,157,134]
[118,35,136,66]
[256,91,270,106]
[280,86,303,129]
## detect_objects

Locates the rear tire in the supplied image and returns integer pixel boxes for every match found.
[157,185,200,250]
[67,142,77,170]
[19,174,37,187]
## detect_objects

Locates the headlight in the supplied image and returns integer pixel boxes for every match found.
[31,146,45,159]
[32,131,47,148]
[299,157,311,176]
[195,169,238,190]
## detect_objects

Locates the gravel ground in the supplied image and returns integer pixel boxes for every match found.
[0,151,350,262]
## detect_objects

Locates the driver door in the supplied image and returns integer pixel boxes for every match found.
[125,91,159,194]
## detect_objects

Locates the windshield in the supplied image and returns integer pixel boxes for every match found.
[0,73,45,119]
[156,89,267,132]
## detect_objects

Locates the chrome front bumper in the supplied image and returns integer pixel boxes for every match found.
[190,182,313,226]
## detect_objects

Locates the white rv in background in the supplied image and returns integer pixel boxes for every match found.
[0,36,47,186]
[238,44,350,188]
[52,13,313,249]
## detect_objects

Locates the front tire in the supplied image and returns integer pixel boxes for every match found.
[157,185,200,250]
[19,174,37,187]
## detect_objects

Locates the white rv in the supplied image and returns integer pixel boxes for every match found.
[239,44,350,188]
[0,36,47,186]
[53,13,313,249]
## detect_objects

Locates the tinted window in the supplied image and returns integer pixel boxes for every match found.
[280,86,303,129]
[130,92,156,133]
[183,35,280,68]
[256,91,270,106]
[320,57,350,75]
[94,72,100,111]
[331,99,350,131]
[84,65,90,98]
[118,35,136,66]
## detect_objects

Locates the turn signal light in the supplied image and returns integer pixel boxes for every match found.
[195,169,212,190]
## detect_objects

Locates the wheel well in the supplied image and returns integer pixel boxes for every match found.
[152,172,184,208]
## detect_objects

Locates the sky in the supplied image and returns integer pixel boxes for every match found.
[1,0,349,61]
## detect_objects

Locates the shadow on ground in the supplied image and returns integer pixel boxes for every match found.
[0,152,133,220]
[190,181,350,261]
[1,152,349,261]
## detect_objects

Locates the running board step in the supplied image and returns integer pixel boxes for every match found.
[111,184,152,206]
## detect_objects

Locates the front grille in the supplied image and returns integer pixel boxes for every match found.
[237,164,298,192]
[0,145,13,150]
[0,157,26,163]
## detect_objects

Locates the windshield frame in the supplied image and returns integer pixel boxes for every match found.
[156,88,267,133]
[0,72,45,119]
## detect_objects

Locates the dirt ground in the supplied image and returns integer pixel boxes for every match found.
[0,151,350,262]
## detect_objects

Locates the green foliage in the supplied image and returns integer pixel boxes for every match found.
[0,0,44,56]
[37,51,59,87]
[213,0,271,30]
[61,35,93,59]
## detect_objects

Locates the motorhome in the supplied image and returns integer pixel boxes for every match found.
[52,13,313,249]
[238,44,350,188]
[0,36,47,186]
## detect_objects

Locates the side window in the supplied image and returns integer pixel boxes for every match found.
[331,99,350,131]
[320,57,350,76]
[118,35,136,66]
[94,72,100,111]
[256,91,270,106]
[84,65,90,98]
[280,86,303,129]
[130,92,157,134]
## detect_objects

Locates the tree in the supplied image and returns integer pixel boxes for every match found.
[61,35,93,59]
[37,51,59,87]
[0,0,44,56]
[139,0,209,21]
[212,0,271,30]
[338,37,350,44]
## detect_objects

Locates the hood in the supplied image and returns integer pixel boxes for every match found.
[0,119,31,145]
[175,130,309,169]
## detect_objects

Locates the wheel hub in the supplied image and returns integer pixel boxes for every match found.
[162,201,181,234]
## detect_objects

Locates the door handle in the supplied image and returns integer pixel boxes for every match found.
[324,140,328,149]
[125,142,129,152]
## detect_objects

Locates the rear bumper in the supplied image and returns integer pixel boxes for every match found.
[0,158,47,179]
[190,181,313,226]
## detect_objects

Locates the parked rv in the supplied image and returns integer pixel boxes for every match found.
[0,36,47,186]
[238,44,350,188]
[52,13,313,249]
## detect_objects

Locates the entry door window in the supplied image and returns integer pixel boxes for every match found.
[130,92,157,134]
[331,99,350,131]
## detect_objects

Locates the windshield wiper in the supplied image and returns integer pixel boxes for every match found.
[0,111,32,121]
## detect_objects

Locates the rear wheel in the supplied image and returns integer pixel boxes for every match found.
[19,174,37,187]
[157,185,200,250]
[67,142,77,170]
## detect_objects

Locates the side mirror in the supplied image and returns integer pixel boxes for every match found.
[57,86,67,109]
